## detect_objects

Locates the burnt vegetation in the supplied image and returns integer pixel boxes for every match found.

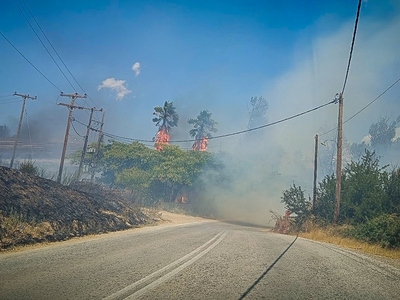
[0,166,157,250]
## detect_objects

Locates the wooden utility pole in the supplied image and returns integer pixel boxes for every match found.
[57,92,87,183]
[76,107,102,182]
[334,93,344,224]
[312,134,318,214]
[76,108,94,182]
[90,110,105,183]
[10,92,36,169]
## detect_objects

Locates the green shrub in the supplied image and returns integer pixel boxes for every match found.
[346,214,400,249]
[19,159,39,175]
[281,183,311,228]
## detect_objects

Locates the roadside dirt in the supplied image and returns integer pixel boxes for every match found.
[158,210,212,225]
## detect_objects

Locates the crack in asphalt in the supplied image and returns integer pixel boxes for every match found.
[238,234,299,299]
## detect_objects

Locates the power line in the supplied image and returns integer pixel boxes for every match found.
[321,76,400,136]
[21,0,79,89]
[13,0,76,91]
[341,0,362,95]
[20,0,99,111]
[0,97,20,102]
[0,100,22,105]
[98,99,336,144]
[71,119,85,138]
[0,30,62,92]
[344,78,400,125]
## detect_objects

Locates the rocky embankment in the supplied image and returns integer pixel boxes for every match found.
[0,166,157,249]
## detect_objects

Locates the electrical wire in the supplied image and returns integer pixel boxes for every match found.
[13,0,76,91]
[321,76,400,136]
[344,79,400,125]
[97,98,337,144]
[341,0,362,95]
[0,96,19,101]
[21,0,79,88]
[20,0,100,112]
[0,97,21,103]
[0,100,22,105]
[321,1,362,141]
[71,119,85,138]
[0,30,62,92]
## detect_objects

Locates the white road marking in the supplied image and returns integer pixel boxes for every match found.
[103,230,227,300]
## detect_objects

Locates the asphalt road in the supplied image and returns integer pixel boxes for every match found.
[0,221,399,299]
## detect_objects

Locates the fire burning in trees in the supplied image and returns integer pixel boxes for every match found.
[192,137,208,151]
[155,127,170,151]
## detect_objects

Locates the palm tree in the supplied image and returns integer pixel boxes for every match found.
[188,110,217,151]
[153,101,179,150]
[153,101,179,131]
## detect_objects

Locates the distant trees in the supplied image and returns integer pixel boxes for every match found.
[188,110,218,151]
[368,117,397,148]
[345,116,399,167]
[247,96,268,129]
[99,141,216,204]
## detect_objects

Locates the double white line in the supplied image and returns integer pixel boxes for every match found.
[103,230,227,300]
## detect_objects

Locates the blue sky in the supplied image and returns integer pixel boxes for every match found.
[0,0,399,154]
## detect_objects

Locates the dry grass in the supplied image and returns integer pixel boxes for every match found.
[297,222,400,259]
[0,213,55,249]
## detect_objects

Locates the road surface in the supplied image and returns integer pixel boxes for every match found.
[0,220,399,299]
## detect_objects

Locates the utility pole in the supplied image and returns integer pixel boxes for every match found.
[91,110,105,183]
[312,134,318,214]
[76,107,102,182]
[57,92,87,183]
[334,93,344,224]
[10,92,36,169]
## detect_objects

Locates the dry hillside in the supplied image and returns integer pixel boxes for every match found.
[0,166,158,249]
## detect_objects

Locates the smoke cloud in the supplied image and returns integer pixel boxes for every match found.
[194,13,400,226]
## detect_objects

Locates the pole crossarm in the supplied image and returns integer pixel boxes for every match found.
[60,92,87,98]
[57,102,102,112]
[13,92,37,100]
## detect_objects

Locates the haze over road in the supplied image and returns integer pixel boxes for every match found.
[0,220,399,299]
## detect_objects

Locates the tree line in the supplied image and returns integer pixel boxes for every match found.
[67,97,269,208]
[281,116,400,249]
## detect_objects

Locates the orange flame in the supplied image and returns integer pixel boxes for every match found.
[155,127,170,151]
[192,137,208,151]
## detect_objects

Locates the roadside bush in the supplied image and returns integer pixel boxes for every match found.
[281,183,311,229]
[345,214,400,249]
[314,174,336,222]
[19,159,39,175]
